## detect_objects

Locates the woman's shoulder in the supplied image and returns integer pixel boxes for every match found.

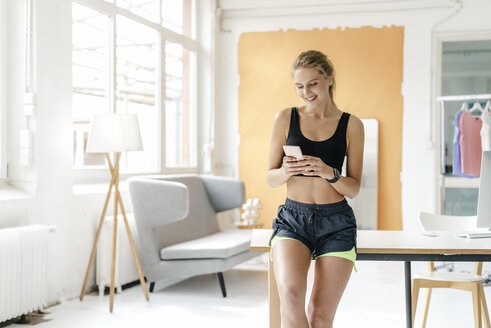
[273,107,295,124]
[345,113,364,134]
[278,106,295,116]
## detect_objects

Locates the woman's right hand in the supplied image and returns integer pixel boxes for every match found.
[282,156,307,176]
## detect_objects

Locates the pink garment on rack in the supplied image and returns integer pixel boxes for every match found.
[459,111,482,177]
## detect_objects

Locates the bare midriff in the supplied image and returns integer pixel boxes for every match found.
[286,175,344,204]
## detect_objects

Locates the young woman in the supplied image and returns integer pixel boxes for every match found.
[266,50,364,328]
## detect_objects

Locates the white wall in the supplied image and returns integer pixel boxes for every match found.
[214,0,491,231]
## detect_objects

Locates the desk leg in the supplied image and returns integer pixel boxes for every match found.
[405,261,412,328]
[268,258,281,328]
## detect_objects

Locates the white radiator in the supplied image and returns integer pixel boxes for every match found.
[96,214,139,295]
[0,225,55,323]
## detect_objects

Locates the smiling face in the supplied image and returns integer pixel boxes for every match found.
[293,67,332,108]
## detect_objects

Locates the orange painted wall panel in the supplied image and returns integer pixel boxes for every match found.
[238,26,403,230]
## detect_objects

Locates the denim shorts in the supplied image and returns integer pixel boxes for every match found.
[270,198,357,260]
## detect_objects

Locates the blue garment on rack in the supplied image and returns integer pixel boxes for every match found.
[452,109,473,177]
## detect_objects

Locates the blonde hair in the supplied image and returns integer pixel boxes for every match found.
[292,50,336,106]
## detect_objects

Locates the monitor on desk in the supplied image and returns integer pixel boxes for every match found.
[477,151,491,229]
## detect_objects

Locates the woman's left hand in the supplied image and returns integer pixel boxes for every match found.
[301,155,334,179]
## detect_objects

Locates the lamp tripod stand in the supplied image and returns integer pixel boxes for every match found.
[80,152,149,312]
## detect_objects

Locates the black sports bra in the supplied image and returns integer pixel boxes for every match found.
[286,107,350,177]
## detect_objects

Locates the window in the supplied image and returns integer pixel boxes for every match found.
[118,0,160,23]
[165,41,196,167]
[72,0,197,173]
[116,15,159,172]
[162,0,193,37]
[72,3,108,168]
[0,0,7,179]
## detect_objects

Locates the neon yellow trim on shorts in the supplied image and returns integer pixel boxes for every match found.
[271,236,298,246]
[316,246,357,262]
[270,236,358,272]
[317,246,358,272]
[270,236,302,261]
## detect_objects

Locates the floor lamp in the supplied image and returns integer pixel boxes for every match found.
[79,113,149,312]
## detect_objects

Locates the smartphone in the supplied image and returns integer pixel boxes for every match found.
[282,145,303,161]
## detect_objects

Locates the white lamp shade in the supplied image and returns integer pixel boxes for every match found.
[86,113,143,153]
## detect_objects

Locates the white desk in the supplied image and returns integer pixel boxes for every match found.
[251,229,491,328]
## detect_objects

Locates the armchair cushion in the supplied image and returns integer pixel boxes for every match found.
[160,229,252,260]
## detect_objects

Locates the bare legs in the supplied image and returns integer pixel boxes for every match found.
[308,256,353,328]
[272,240,353,328]
[273,239,311,328]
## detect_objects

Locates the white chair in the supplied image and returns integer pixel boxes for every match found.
[412,212,490,328]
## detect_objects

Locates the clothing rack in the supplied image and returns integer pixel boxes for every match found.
[436,94,491,175]
[436,94,491,102]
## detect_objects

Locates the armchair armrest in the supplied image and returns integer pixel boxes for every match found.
[201,176,245,213]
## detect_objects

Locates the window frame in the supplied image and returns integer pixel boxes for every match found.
[0,0,7,180]
[72,0,198,182]
[433,31,491,214]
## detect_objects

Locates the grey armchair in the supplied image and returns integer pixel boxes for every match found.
[127,174,259,296]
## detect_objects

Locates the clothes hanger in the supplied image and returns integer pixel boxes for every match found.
[469,99,483,116]
[485,100,491,113]
[460,101,469,111]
